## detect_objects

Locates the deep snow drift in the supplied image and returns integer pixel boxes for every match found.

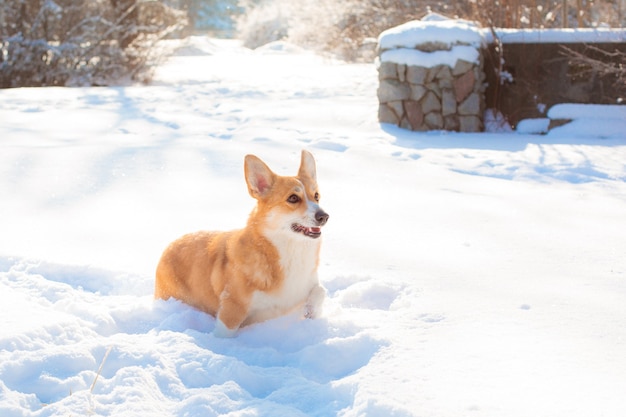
[1,37,626,417]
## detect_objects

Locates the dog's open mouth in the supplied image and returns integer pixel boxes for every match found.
[291,223,322,239]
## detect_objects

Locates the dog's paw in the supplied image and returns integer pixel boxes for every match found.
[304,305,316,319]
[213,318,238,338]
[305,285,326,319]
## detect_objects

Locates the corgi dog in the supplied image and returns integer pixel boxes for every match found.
[155,150,329,337]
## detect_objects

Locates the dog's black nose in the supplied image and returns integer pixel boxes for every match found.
[315,209,329,226]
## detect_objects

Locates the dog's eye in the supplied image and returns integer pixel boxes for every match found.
[314,192,320,202]
[287,194,301,204]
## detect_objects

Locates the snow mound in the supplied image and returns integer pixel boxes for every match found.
[380,45,480,67]
[545,104,626,139]
[1,35,626,417]
[378,14,483,51]
[548,118,626,139]
[547,103,626,119]
[484,28,626,44]
[516,118,550,134]
[0,259,388,417]
[254,40,306,54]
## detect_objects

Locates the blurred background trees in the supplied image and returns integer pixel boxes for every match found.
[1,0,624,87]
[0,0,186,87]
[236,0,625,61]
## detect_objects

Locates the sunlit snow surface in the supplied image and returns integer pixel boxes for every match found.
[1,37,626,417]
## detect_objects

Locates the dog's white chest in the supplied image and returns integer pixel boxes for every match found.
[246,236,320,324]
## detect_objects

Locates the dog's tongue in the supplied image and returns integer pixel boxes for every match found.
[292,223,322,238]
[303,226,322,238]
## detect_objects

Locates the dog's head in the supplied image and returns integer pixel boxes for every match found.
[244,150,329,239]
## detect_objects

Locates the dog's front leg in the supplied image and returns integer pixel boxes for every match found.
[214,290,249,338]
[304,284,326,319]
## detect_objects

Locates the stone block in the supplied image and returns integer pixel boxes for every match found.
[444,115,460,130]
[378,79,410,103]
[459,115,482,132]
[425,112,444,129]
[458,92,481,116]
[426,82,441,98]
[403,100,424,130]
[441,89,457,116]
[415,41,450,53]
[454,70,475,103]
[397,64,407,82]
[436,66,453,81]
[438,78,453,90]
[452,59,474,76]
[378,104,400,125]
[421,91,441,114]
[387,100,404,118]
[410,84,427,101]
[378,61,397,80]
[474,67,484,84]
[426,65,442,83]
[406,66,428,85]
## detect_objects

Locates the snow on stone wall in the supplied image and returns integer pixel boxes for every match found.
[377,14,486,132]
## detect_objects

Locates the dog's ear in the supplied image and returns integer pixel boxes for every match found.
[298,150,317,182]
[245,155,275,199]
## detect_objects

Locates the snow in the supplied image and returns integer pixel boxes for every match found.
[484,109,513,133]
[377,15,626,67]
[378,15,626,53]
[547,103,626,119]
[547,117,626,139]
[2,35,626,417]
[544,104,626,139]
[377,15,481,67]
[516,118,550,134]
[485,28,626,44]
[377,16,483,50]
[379,45,480,67]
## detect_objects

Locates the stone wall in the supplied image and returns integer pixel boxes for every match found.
[377,58,485,132]
[376,16,486,133]
[377,18,625,133]
[483,41,626,127]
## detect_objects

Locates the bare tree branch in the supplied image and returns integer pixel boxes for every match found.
[561,44,626,88]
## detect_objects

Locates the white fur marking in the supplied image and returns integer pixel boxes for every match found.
[247,228,321,324]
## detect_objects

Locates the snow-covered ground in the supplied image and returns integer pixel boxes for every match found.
[1,36,626,417]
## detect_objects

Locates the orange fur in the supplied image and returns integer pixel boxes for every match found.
[155,150,329,337]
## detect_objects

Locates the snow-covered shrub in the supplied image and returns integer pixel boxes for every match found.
[236,0,423,61]
[0,0,186,88]
[235,0,290,49]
